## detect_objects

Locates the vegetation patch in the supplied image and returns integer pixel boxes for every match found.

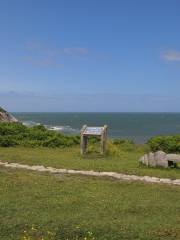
[0,168,179,240]
[0,123,179,179]
[147,135,180,153]
[0,123,80,148]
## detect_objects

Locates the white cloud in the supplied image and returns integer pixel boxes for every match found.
[25,42,89,57]
[161,49,180,61]
[24,41,111,68]
[24,42,90,68]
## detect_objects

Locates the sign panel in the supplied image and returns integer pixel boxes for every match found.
[83,127,103,135]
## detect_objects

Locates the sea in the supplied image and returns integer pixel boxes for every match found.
[12,112,180,144]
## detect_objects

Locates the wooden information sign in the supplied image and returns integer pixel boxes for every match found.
[80,125,108,155]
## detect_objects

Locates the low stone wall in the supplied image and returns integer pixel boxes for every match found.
[139,151,180,168]
[0,160,180,185]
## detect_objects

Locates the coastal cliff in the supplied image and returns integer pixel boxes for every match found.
[0,106,18,123]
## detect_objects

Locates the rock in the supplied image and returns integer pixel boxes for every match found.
[172,179,180,185]
[144,154,149,166]
[139,150,180,168]
[148,152,156,167]
[154,151,168,168]
[0,106,18,123]
[1,160,180,185]
[159,178,172,184]
[167,154,180,163]
[142,176,157,183]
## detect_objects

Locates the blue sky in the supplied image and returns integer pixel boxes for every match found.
[0,0,180,112]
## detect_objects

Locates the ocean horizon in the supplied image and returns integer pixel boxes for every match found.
[12,112,180,144]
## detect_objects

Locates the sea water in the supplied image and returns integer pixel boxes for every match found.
[13,112,180,143]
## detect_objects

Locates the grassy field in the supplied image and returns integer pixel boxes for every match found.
[0,167,180,240]
[0,146,179,179]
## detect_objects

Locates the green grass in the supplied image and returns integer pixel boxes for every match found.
[0,146,179,179]
[0,167,179,240]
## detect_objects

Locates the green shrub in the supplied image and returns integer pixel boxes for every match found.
[43,136,67,148]
[88,136,100,144]
[0,122,27,135]
[112,139,134,145]
[147,135,180,153]
[0,123,146,152]
[112,138,136,152]
[32,124,47,131]
[20,140,43,148]
[0,123,80,148]
[71,135,80,144]
[0,136,18,147]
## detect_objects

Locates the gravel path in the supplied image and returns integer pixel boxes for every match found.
[0,160,180,185]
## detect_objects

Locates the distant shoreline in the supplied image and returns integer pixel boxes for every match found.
[12,112,180,144]
[12,112,180,114]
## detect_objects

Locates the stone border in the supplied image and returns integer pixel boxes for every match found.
[0,160,180,186]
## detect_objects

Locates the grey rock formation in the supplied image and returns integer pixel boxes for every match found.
[148,152,157,167]
[139,151,180,168]
[0,106,18,123]
[154,151,168,168]
[167,154,180,162]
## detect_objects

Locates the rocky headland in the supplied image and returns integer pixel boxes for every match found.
[0,106,18,123]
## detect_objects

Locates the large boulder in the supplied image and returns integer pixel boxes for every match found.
[154,151,168,168]
[139,151,180,168]
[148,152,157,167]
[0,106,18,123]
[167,154,180,163]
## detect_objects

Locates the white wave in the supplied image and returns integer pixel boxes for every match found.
[47,125,79,134]
[22,121,79,134]
[22,121,40,127]
[48,126,64,131]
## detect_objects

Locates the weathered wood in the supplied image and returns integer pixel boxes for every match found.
[102,125,107,154]
[80,125,87,155]
[80,125,108,155]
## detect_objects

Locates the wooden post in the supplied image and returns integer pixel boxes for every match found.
[100,133,104,155]
[84,136,88,153]
[80,125,87,155]
[100,125,108,154]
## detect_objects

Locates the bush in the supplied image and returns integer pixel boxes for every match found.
[32,124,47,131]
[0,136,18,147]
[43,136,67,148]
[112,138,136,152]
[112,139,134,145]
[147,135,180,153]
[0,122,27,136]
[0,123,147,153]
[0,123,80,148]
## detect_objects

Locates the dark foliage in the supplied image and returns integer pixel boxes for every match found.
[147,135,180,153]
[0,123,80,148]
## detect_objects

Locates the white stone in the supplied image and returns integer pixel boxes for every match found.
[172,179,180,185]
[148,152,156,167]
[0,160,180,186]
[159,179,172,184]
[167,154,180,163]
[154,151,168,168]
